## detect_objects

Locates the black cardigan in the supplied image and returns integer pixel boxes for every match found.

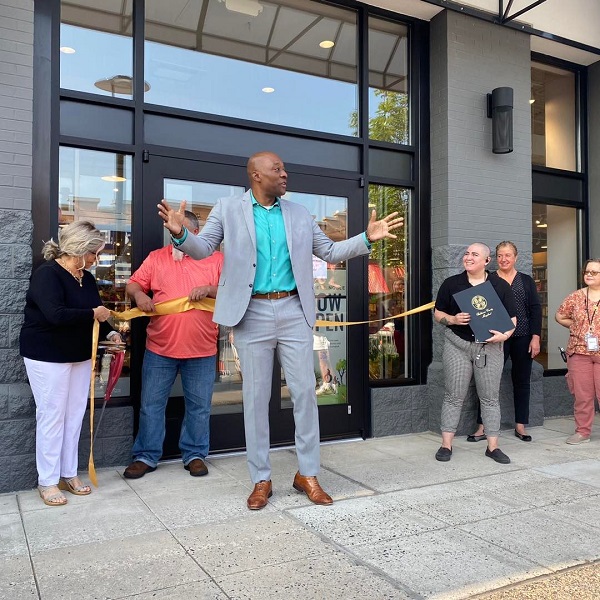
[20,260,113,363]
[517,271,543,338]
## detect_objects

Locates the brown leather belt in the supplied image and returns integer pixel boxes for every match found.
[252,289,298,300]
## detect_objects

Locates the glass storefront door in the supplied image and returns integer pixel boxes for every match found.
[141,154,367,457]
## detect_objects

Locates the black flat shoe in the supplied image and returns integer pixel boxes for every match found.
[435,446,452,462]
[466,434,487,442]
[514,430,532,442]
[485,448,511,464]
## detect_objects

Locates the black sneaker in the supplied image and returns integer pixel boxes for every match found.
[485,448,510,464]
[435,446,452,462]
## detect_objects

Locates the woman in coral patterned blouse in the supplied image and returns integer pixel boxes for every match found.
[556,259,600,445]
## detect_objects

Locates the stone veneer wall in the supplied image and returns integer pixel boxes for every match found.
[0,0,132,493]
[0,0,36,492]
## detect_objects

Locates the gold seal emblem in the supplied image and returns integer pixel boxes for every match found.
[471,295,487,310]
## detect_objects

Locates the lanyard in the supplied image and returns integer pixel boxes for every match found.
[585,288,600,331]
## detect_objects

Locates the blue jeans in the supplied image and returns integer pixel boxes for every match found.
[131,349,215,467]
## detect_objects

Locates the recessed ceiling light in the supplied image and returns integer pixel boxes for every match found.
[101,175,127,182]
[262,87,275,93]
[529,99,535,104]
[60,46,76,54]
[319,40,335,49]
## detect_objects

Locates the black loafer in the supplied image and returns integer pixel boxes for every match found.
[514,430,532,442]
[485,448,510,464]
[435,446,452,462]
[467,434,487,442]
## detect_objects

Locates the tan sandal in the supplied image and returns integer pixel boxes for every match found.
[38,485,67,507]
[58,476,91,496]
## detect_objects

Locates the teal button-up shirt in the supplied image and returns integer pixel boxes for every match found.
[251,191,296,294]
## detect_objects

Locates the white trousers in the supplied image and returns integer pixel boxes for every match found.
[24,358,92,486]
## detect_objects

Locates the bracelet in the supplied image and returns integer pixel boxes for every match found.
[172,226,188,246]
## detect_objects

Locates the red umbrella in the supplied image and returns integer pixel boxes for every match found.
[92,348,125,446]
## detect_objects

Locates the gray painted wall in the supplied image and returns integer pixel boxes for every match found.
[426,10,539,436]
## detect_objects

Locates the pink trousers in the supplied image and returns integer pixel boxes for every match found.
[567,354,600,437]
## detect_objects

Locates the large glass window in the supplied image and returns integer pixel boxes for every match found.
[59,147,133,396]
[532,202,581,369]
[367,185,410,380]
[367,18,409,144]
[284,191,349,406]
[60,1,135,98]
[163,179,246,415]
[531,62,577,170]
[145,0,357,135]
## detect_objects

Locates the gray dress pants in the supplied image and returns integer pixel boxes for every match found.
[441,329,503,437]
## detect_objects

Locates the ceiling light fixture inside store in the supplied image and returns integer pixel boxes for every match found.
[102,175,127,182]
[262,87,275,93]
[529,98,535,104]
[537,222,548,228]
[60,46,76,54]
[319,40,335,49]
[541,245,547,249]
[94,75,150,96]
[218,0,263,17]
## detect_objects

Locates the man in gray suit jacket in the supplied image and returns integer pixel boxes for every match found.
[158,151,403,510]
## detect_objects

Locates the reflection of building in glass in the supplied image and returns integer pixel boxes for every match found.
[317,210,346,242]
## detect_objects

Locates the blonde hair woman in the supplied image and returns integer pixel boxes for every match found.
[20,221,121,506]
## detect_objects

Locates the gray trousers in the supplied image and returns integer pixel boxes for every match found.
[441,329,503,437]
[233,295,319,483]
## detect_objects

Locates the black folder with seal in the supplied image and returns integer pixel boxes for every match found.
[452,280,514,343]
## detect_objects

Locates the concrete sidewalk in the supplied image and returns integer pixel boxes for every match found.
[2,416,600,600]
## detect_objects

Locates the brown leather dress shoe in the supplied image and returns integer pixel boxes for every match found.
[184,458,208,477]
[247,480,272,510]
[292,472,333,505]
[123,461,156,479]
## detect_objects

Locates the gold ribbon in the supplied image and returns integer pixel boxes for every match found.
[113,297,216,320]
[315,301,435,327]
[88,296,434,485]
[88,319,100,487]
[109,296,434,326]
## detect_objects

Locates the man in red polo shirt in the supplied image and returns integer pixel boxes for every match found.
[123,211,223,479]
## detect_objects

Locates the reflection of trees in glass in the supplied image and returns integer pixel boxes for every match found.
[368,185,407,264]
[349,90,408,144]
[349,86,409,264]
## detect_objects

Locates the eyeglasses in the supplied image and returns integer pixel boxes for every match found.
[583,271,600,277]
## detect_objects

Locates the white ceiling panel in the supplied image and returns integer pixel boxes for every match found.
[362,0,599,60]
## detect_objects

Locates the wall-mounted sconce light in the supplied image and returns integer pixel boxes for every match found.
[486,87,513,154]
